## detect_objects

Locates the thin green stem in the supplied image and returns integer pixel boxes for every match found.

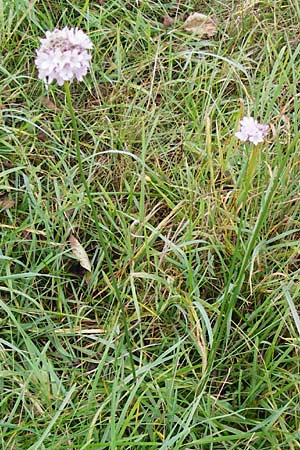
[64,82,136,381]
[238,143,261,208]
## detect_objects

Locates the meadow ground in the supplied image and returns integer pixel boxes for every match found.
[1,0,300,448]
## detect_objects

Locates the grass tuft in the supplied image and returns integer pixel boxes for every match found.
[1,0,300,448]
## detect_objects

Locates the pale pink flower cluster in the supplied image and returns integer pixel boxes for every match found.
[235,116,269,145]
[35,27,93,85]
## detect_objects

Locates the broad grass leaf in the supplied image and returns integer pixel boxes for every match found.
[183,13,216,37]
[69,235,92,272]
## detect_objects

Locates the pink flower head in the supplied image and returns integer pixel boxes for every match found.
[35,27,93,86]
[235,116,269,145]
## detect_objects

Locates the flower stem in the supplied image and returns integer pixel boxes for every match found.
[238,143,261,208]
[64,82,136,381]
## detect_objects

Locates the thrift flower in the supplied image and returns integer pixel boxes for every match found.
[35,27,93,86]
[235,116,269,145]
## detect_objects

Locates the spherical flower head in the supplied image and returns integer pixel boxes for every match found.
[235,116,269,145]
[35,27,93,86]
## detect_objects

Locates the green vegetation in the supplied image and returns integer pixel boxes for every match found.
[1,0,300,448]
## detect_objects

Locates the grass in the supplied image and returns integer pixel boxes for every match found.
[1,0,300,448]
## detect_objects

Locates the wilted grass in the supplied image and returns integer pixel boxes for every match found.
[1,0,300,449]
